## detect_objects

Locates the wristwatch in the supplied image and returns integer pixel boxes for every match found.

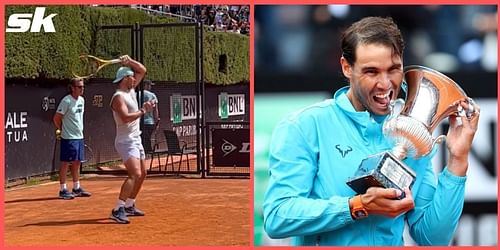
[351,195,368,220]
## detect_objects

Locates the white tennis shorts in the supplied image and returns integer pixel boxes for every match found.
[115,138,145,162]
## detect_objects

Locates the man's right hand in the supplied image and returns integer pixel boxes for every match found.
[360,187,415,217]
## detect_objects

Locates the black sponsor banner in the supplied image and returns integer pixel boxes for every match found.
[212,128,249,167]
[5,83,66,180]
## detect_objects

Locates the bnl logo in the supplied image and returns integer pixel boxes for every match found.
[221,139,250,156]
[6,7,57,33]
[219,92,245,119]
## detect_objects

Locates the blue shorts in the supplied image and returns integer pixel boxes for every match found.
[60,139,84,162]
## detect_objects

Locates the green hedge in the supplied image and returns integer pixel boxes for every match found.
[5,5,249,85]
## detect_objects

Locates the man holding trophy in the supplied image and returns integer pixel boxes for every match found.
[262,16,480,246]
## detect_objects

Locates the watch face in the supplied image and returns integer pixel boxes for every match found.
[355,210,368,218]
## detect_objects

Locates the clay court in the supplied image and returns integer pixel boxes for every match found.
[4,175,250,246]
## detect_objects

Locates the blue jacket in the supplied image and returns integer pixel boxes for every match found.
[263,87,466,246]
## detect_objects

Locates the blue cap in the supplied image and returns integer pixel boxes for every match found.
[113,67,134,84]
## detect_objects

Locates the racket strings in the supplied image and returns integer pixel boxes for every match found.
[72,56,106,79]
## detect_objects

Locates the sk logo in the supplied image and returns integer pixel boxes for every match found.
[335,144,352,158]
[6,7,57,33]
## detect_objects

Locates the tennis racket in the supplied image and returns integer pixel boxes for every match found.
[72,55,121,79]
[79,143,93,173]
[51,133,59,173]
[81,143,93,164]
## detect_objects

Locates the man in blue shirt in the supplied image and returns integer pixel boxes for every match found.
[53,78,92,199]
[141,79,160,153]
[263,16,480,246]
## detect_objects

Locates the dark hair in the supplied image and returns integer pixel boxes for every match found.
[70,78,83,86]
[341,16,404,66]
[68,78,83,93]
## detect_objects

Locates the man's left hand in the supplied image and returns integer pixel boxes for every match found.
[119,55,131,65]
[446,99,480,176]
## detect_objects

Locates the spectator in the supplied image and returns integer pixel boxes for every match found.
[130,4,250,35]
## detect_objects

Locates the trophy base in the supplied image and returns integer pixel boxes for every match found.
[346,152,416,199]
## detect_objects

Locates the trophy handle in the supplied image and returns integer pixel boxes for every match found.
[431,134,446,153]
[434,135,446,144]
[389,98,405,119]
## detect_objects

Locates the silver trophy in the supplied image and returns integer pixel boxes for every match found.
[346,65,475,198]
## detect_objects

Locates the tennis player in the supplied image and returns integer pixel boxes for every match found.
[109,55,155,224]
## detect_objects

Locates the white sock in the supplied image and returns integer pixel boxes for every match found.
[125,198,135,208]
[73,181,80,190]
[114,199,126,211]
[60,183,67,191]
